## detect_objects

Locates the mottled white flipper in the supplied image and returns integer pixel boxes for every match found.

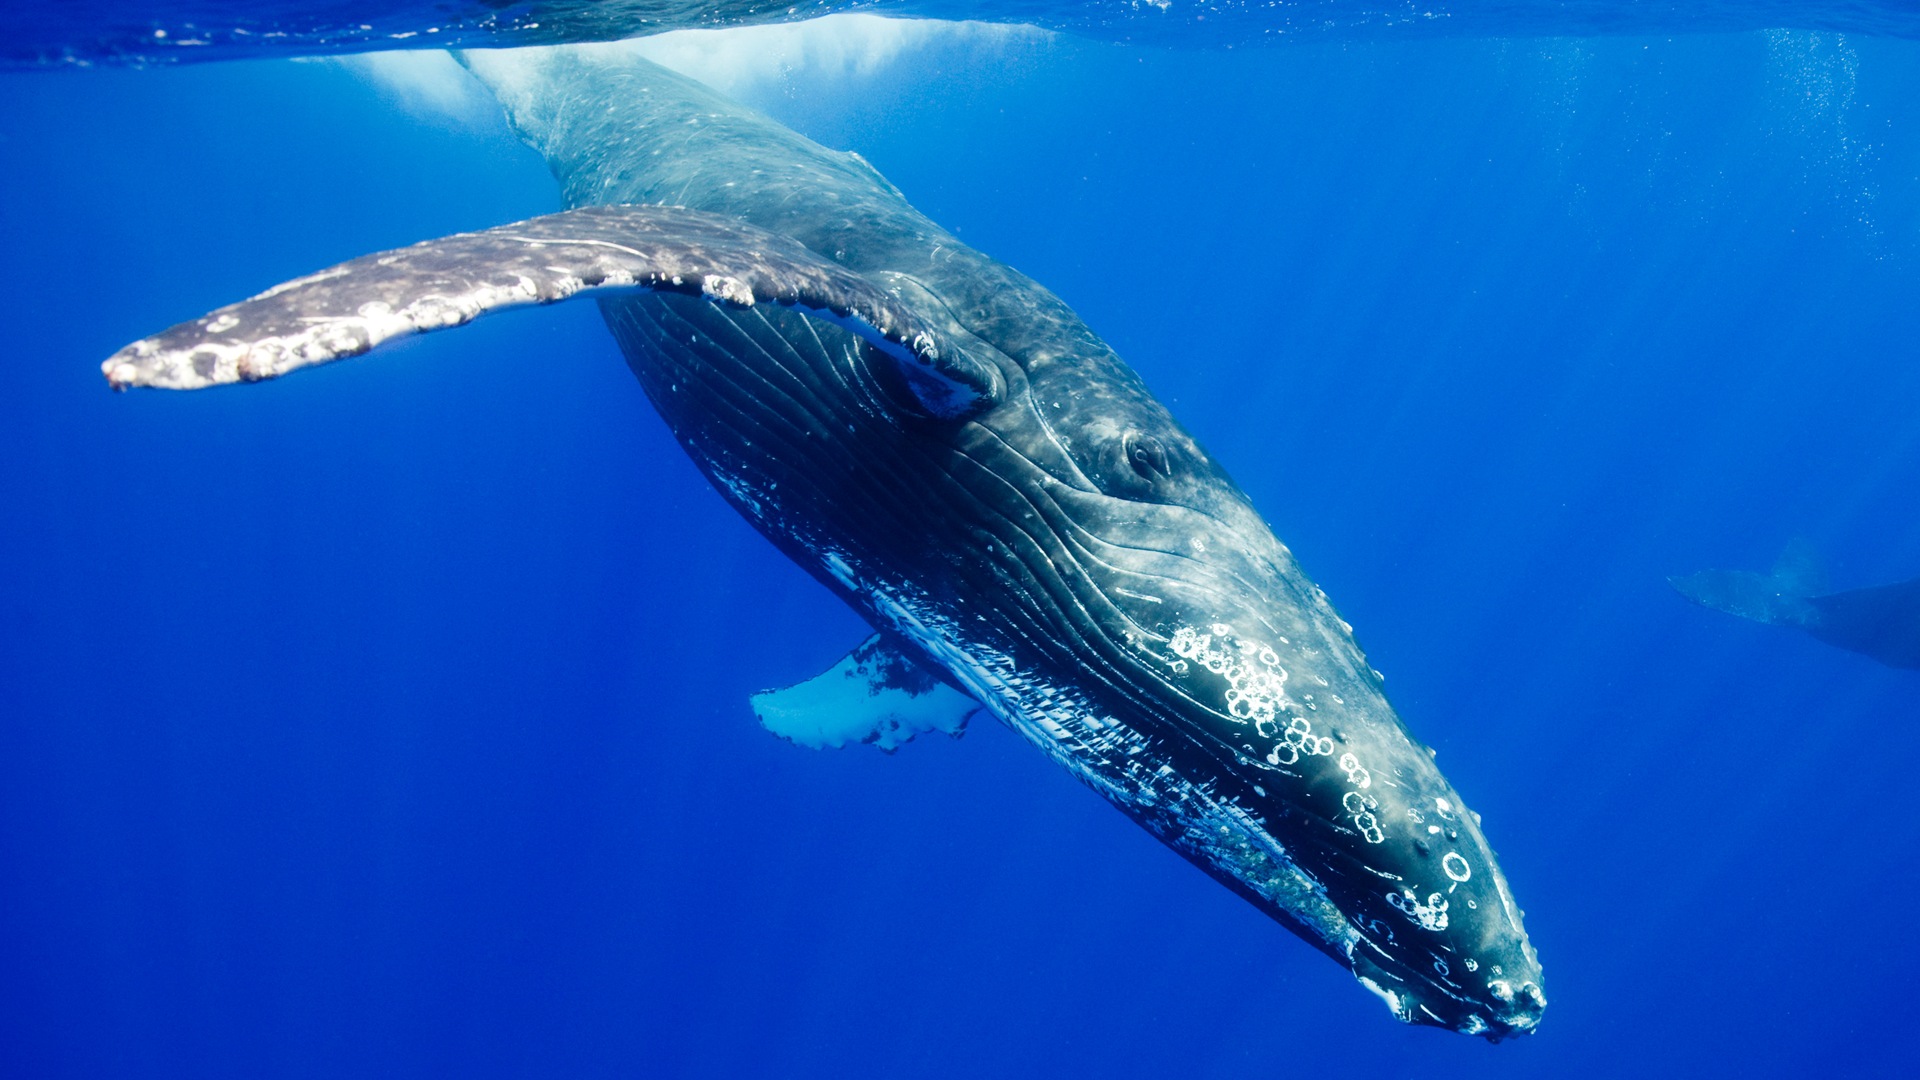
[752,635,980,752]
[101,204,1000,417]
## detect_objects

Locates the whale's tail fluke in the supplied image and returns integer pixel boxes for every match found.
[1668,538,1825,629]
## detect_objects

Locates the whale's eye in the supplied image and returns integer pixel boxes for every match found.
[1127,434,1171,481]
[1086,429,1181,500]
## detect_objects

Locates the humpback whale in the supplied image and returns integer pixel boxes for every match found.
[1672,540,1920,670]
[99,46,1545,1037]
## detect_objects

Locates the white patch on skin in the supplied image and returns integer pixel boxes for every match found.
[104,269,567,390]
[1338,751,1384,844]
[1493,871,1527,938]
[700,274,754,305]
[1342,789,1385,845]
[1167,622,1294,729]
[1388,888,1450,932]
[711,467,769,521]
[1356,976,1405,1020]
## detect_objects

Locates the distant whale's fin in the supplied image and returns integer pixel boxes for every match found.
[752,634,980,752]
[1675,542,1920,669]
[1669,539,1825,628]
[100,204,1002,418]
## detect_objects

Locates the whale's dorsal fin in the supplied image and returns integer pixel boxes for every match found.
[101,204,1001,419]
[751,634,980,752]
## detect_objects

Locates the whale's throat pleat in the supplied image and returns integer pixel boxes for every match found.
[600,292,1156,703]
[596,291,1371,961]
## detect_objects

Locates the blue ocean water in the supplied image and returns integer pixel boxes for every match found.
[3,17,1919,1079]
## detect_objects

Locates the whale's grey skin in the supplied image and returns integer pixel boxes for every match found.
[1672,541,1920,670]
[102,46,1545,1037]
[14,0,1920,69]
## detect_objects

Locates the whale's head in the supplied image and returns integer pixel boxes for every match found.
[588,251,1547,1037]
[945,355,1549,1039]
[1123,588,1546,1040]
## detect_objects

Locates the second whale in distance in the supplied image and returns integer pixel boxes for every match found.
[1673,539,1920,670]
[100,45,1546,1038]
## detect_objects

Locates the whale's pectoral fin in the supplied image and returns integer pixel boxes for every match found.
[751,634,981,752]
[101,204,1001,418]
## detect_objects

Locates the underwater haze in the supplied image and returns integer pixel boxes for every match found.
[4,12,1920,1080]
